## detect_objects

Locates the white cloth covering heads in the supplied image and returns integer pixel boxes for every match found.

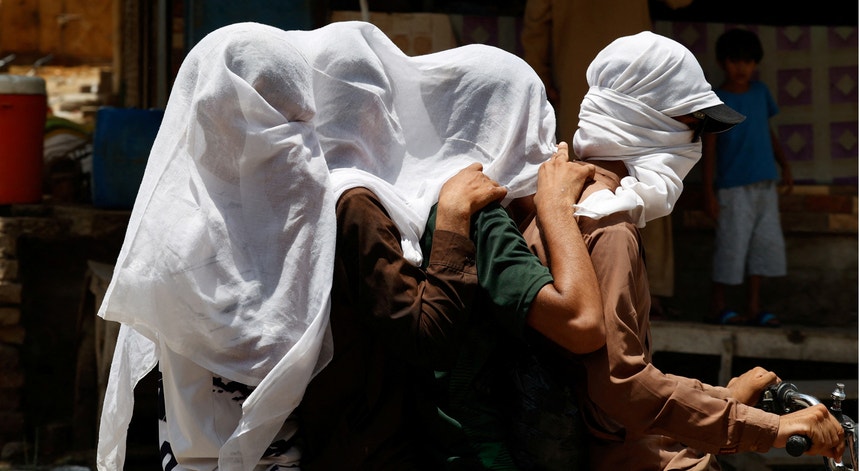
[573,31,730,227]
[96,21,555,471]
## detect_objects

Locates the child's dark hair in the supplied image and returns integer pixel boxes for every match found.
[716,28,764,63]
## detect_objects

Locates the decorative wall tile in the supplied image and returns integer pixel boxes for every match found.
[830,65,858,104]
[460,16,499,48]
[777,26,811,51]
[829,27,858,49]
[451,15,523,55]
[831,121,858,159]
[781,123,815,161]
[778,68,813,106]
[671,22,708,55]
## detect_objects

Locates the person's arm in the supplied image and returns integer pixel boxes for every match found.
[436,162,508,235]
[770,127,793,194]
[775,405,845,460]
[520,0,558,104]
[573,210,782,455]
[337,164,506,369]
[724,366,845,460]
[582,230,843,459]
[420,146,603,355]
[526,143,604,354]
[702,132,720,220]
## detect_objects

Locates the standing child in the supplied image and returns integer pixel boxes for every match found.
[702,28,793,327]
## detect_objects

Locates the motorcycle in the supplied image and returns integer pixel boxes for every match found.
[759,381,857,470]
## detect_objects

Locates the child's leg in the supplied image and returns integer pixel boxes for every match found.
[710,186,754,323]
[746,274,761,315]
[746,182,786,326]
[711,281,727,316]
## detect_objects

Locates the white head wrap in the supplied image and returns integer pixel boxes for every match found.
[572,31,727,227]
[97,21,555,470]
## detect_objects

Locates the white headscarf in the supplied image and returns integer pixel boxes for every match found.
[97,21,555,471]
[310,24,555,262]
[572,31,727,227]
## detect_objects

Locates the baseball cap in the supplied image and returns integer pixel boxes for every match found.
[693,104,746,134]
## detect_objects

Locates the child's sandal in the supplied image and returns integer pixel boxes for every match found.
[707,309,746,325]
[750,312,781,328]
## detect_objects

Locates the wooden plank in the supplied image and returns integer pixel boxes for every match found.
[0,0,42,55]
[0,0,112,63]
[39,0,113,62]
[651,321,734,355]
[651,320,857,388]
[651,321,858,364]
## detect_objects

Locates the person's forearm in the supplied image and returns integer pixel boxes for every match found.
[589,358,779,454]
[528,200,604,354]
[770,129,789,167]
[770,131,791,175]
[769,129,793,192]
[435,207,472,237]
[702,134,717,195]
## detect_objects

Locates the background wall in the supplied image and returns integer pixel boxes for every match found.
[0,0,113,65]
[441,14,858,185]
[654,21,858,185]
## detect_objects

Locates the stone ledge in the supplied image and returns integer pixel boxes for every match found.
[0,327,24,346]
[0,412,24,435]
[0,260,17,282]
[0,204,131,240]
[0,308,19,327]
[0,390,20,413]
[0,284,21,305]
[0,369,23,389]
[651,320,858,386]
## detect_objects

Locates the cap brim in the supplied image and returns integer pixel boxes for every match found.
[698,104,746,133]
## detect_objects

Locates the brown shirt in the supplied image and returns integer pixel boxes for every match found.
[523,165,779,471]
[297,187,478,470]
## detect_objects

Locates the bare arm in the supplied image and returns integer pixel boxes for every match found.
[726,366,780,405]
[726,366,844,460]
[437,162,508,235]
[770,127,793,194]
[776,405,845,460]
[526,142,604,354]
[702,133,720,220]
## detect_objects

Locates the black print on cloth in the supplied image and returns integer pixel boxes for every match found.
[158,374,299,470]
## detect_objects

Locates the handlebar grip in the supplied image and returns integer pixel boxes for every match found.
[786,434,811,457]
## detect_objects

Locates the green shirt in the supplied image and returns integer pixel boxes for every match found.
[421,202,553,470]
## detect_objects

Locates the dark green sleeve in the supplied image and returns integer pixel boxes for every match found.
[422,203,553,334]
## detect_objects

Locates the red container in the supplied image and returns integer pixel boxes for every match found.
[0,75,47,204]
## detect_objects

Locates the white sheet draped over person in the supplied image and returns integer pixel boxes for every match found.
[95,21,558,471]
[572,31,730,227]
